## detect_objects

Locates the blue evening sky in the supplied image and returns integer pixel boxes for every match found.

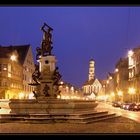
[0,6,140,88]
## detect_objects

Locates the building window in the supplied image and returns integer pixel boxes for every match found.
[89,86,90,93]
[0,64,2,71]
[93,86,95,93]
[24,66,27,71]
[24,75,26,81]
[25,85,26,91]
[91,86,93,92]
[3,81,7,86]
[97,86,99,93]
[7,94,9,99]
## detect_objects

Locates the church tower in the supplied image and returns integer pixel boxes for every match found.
[88,58,95,81]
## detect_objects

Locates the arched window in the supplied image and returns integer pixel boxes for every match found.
[89,86,90,93]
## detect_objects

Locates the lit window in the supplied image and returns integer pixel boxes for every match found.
[19,93,25,99]
[109,76,112,80]
[118,91,123,96]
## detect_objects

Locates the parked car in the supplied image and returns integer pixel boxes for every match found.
[127,103,137,111]
[112,101,122,108]
[132,104,140,111]
[121,103,137,111]
[121,103,132,110]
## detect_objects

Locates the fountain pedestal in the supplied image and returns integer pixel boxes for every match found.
[0,22,100,123]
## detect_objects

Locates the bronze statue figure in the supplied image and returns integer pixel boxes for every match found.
[53,85,61,97]
[33,90,39,99]
[41,22,53,56]
[43,84,50,97]
[36,47,42,60]
[52,67,62,86]
[32,64,41,84]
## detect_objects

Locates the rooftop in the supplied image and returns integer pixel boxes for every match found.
[0,44,30,64]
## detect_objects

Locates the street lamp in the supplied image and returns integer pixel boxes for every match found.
[128,87,136,94]
[128,87,136,102]
[118,90,123,96]
[111,92,115,96]
[10,54,17,62]
[115,68,119,72]
[117,90,123,102]
[110,92,115,102]
[60,81,64,85]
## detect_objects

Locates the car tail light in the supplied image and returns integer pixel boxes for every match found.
[126,105,129,109]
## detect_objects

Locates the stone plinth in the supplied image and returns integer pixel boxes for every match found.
[0,99,98,114]
[38,55,56,73]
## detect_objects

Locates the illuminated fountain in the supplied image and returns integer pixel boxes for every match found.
[0,22,118,123]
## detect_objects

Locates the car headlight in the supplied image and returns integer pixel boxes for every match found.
[134,106,137,109]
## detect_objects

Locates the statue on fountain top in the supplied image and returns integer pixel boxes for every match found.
[41,22,53,56]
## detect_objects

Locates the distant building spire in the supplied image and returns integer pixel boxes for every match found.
[88,58,95,81]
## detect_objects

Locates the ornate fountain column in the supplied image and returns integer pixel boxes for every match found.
[31,22,61,99]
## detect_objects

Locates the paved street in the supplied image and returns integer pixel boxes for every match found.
[0,101,140,134]
[95,101,140,123]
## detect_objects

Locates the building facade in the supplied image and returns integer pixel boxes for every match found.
[58,81,83,100]
[127,47,140,103]
[0,45,35,99]
[105,46,140,103]
[114,58,129,102]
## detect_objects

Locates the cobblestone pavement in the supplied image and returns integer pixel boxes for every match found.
[0,116,140,134]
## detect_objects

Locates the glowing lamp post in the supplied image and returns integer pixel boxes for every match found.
[115,68,119,72]
[118,90,123,102]
[110,92,115,102]
[111,92,115,97]
[10,55,17,61]
[60,81,64,85]
[106,80,109,84]
[128,87,136,102]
